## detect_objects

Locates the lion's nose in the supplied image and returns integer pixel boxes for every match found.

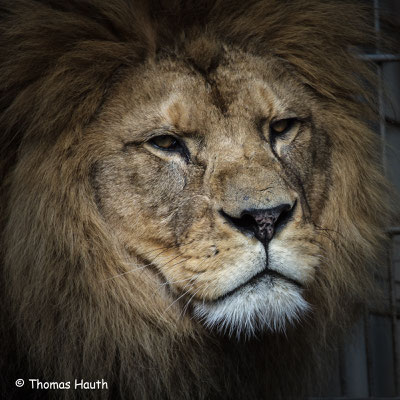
[220,203,294,245]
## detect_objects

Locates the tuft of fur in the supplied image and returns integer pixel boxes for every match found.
[0,1,398,399]
[194,278,310,339]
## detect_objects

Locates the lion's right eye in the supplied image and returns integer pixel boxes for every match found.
[147,134,190,161]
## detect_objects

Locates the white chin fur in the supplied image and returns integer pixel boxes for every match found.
[193,276,309,339]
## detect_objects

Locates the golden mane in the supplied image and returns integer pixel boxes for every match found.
[0,1,397,399]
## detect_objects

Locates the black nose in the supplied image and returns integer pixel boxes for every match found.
[221,203,293,245]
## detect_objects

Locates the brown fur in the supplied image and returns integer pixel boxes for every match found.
[0,1,397,399]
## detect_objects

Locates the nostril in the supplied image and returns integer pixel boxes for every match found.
[274,202,296,233]
[220,202,295,245]
[220,210,259,236]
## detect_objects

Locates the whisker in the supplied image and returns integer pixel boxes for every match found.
[102,247,178,282]
[163,282,197,314]
[158,275,195,287]
[162,270,205,314]
[170,260,211,316]
[101,237,199,283]
[187,282,214,322]
[170,258,210,317]
[181,282,208,317]
[101,261,153,282]
[161,254,185,267]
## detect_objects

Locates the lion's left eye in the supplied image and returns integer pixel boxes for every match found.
[149,135,181,151]
[270,118,298,136]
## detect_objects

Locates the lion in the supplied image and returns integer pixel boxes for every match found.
[0,0,397,399]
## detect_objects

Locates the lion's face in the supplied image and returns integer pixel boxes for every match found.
[87,47,330,337]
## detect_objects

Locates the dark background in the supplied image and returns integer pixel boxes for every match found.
[311,0,400,398]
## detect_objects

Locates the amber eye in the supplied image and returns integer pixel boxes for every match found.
[149,135,180,151]
[148,134,190,160]
[270,118,297,136]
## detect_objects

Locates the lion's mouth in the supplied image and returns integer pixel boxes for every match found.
[214,267,303,302]
[192,263,309,337]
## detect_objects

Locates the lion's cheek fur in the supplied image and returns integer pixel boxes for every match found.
[268,235,320,286]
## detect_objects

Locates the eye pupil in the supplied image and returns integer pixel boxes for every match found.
[270,118,296,135]
[150,135,178,150]
[272,120,288,133]
[147,133,190,160]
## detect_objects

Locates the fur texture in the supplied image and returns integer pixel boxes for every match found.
[0,1,397,399]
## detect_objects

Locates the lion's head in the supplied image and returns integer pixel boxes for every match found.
[89,45,329,337]
[0,1,397,399]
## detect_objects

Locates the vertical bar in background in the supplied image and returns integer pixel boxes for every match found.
[382,0,400,395]
[338,344,347,396]
[395,232,400,396]
[368,1,383,396]
[364,311,374,397]
[341,318,369,397]
[374,0,388,175]
[371,0,398,397]
[388,230,400,394]
[368,312,396,396]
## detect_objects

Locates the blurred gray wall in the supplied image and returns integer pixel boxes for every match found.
[312,0,400,398]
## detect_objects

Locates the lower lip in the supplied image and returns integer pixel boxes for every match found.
[215,267,303,302]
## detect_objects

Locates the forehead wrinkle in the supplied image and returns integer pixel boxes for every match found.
[159,93,186,126]
[253,82,283,119]
[157,91,218,152]
[255,77,312,119]
[185,59,229,116]
[212,72,282,121]
[159,92,202,134]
